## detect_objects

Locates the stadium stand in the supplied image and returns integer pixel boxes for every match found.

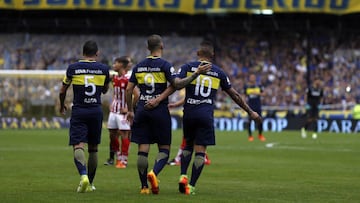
[0,8,359,119]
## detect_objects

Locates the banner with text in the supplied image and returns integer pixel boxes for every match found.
[0,0,359,15]
[1,116,359,133]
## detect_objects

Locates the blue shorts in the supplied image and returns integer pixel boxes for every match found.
[131,105,171,145]
[183,115,215,146]
[69,106,103,145]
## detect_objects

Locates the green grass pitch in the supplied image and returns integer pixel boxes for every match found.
[0,129,359,203]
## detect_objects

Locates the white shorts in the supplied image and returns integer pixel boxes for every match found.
[107,112,131,130]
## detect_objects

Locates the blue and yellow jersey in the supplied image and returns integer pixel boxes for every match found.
[63,60,110,107]
[129,56,175,107]
[244,84,263,109]
[178,61,231,118]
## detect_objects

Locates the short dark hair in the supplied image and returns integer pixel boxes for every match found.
[114,56,131,66]
[147,34,163,52]
[198,41,214,58]
[83,40,98,57]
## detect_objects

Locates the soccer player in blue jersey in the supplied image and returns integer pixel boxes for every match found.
[146,41,262,195]
[59,40,110,193]
[244,74,266,142]
[125,34,210,195]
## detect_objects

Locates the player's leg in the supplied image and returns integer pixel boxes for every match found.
[181,119,194,177]
[118,114,131,168]
[147,108,171,194]
[257,109,265,141]
[73,142,89,193]
[187,144,206,194]
[118,130,130,167]
[130,110,151,194]
[86,109,103,192]
[87,144,98,191]
[247,119,254,141]
[311,107,320,139]
[105,112,120,165]
[184,117,215,195]
[168,136,186,165]
[106,129,119,165]
[302,108,312,138]
[137,144,150,193]
[69,114,89,193]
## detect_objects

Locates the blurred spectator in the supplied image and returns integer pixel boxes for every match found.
[0,33,359,117]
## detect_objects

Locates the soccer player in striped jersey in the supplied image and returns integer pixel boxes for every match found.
[125,34,211,195]
[244,74,266,142]
[104,56,139,168]
[59,40,110,193]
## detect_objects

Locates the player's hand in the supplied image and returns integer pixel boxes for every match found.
[59,105,67,115]
[120,107,128,114]
[249,111,262,124]
[168,103,176,108]
[126,111,134,125]
[196,62,211,75]
[144,98,160,110]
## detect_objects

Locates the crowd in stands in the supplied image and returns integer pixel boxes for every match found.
[0,32,359,117]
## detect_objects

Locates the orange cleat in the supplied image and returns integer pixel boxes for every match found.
[178,175,188,194]
[258,134,266,142]
[248,136,254,142]
[115,161,127,169]
[140,187,150,195]
[147,170,159,194]
[204,154,211,165]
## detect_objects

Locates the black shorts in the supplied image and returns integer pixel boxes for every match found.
[69,106,103,145]
[131,106,172,145]
[183,115,215,146]
[307,105,319,118]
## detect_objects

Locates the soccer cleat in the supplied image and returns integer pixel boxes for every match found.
[76,175,89,193]
[204,154,211,165]
[301,128,307,138]
[147,170,159,194]
[248,136,254,142]
[185,185,195,195]
[140,187,150,195]
[86,184,96,192]
[168,158,180,166]
[178,175,188,194]
[115,160,127,169]
[258,134,266,142]
[104,158,114,166]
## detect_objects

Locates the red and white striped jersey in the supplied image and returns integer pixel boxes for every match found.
[110,73,130,114]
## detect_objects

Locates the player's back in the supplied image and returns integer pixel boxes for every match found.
[179,61,231,117]
[307,87,323,105]
[65,60,110,107]
[130,56,174,107]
